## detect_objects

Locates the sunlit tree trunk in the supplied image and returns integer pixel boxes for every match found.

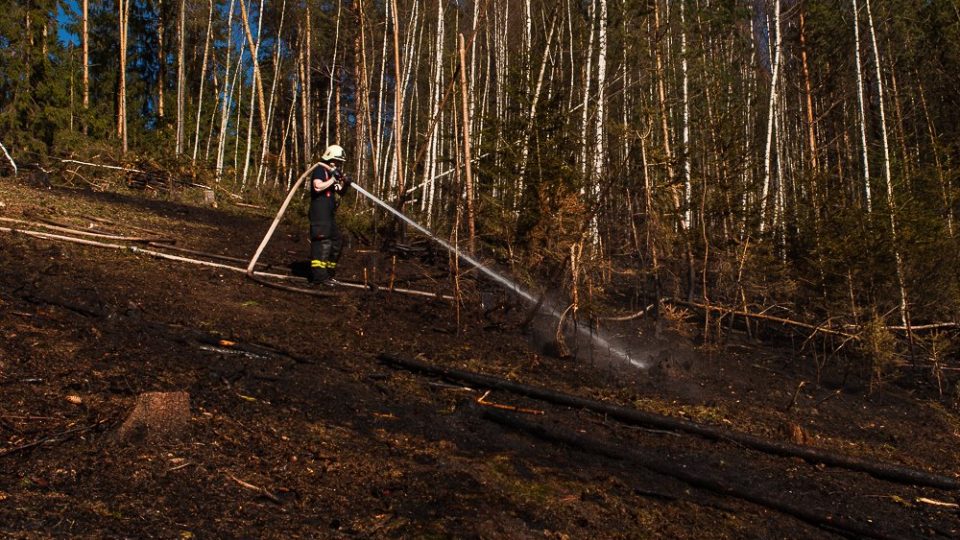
[592,0,608,244]
[238,0,268,135]
[422,0,444,221]
[579,0,596,179]
[653,1,678,221]
[304,5,312,158]
[459,33,476,253]
[760,0,781,234]
[852,0,872,212]
[216,0,238,182]
[0,140,17,176]
[175,0,186,155]
[799,6,818,174]
[356,0,379,192]
[519,16,558,187]
[118,0,131,154]
[258,0,287,185]
[241,0,266,187]
[82,0,89,134]
[157,0,165,123]
[192,0,215,163]
[680,0,691,230]
[865,0,911,330]
[391,0,406,202]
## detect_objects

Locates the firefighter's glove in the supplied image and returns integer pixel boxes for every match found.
[341,175,353,192]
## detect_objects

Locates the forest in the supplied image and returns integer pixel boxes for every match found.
[3,0,960,409]
[3,1,960,536]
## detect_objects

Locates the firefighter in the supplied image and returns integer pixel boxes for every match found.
[309,144,351,285]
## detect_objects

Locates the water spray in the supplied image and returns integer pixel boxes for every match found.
[244,169,646,369]
[348,184,647,369]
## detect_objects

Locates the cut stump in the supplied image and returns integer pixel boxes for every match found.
[203,190,217,208]
[115,391,191,443]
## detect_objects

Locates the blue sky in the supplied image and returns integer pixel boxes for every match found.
[57,0,81,47]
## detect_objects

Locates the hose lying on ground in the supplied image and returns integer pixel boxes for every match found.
[378,353,960,491]
[484,408,902,540]
[0,226,455,301]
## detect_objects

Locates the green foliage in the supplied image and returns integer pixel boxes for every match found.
[858,315,902,392]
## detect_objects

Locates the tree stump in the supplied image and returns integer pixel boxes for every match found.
[115,391,191,443]
[203,189,217,208]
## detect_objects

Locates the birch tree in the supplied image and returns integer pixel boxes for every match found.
[760,0,781,233]
[865,0,911,330]
[852,0,872,212]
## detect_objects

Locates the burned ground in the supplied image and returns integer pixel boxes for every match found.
[1,181,958,539]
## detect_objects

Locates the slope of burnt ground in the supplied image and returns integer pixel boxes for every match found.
[1,181,958,539]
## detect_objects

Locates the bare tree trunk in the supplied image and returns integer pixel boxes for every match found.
[799,6,819,174]
[391,0,406,202]
[518,15,558,185]
[458,33,476,254]
[356,0,379,190]
[118,0,131,154]
[760,0,782,234]
[422,0,445,221]
[0,140,17,176]
[304,5,312,158]
[374,0,390,194]
[865,0,911,332]
[82,0,89,134]
[653,0,678,219]
[157,0,165,123]
[175,0,186,155]
[917,80,955,238]
[192,0,215,163]
[258,0,287,185]
[852,0,873,212]
[680,0,692,231]
[593,0,609,244]
[216,0,238,182]
[579,0,596,179]
[237,0,268,135]
[241,0,266,186]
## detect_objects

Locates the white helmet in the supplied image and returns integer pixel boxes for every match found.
[321,144,346,162]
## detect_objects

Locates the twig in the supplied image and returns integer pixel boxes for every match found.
[79,214,169,238]
[233,202,266,210]
[476,391,544,415]
[814,390,843,408]
[0,421,104,458]
[600,304,655,322]
[785,381,807,412]
[226,473,282,504]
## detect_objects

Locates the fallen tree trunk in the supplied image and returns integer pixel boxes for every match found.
[0,139,16,176]
[664,297,855,338]
[379,353,960,491]
[483,408,899,540]
[668,297,958,337]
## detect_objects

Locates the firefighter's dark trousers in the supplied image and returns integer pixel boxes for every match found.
[310,219,342,282]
